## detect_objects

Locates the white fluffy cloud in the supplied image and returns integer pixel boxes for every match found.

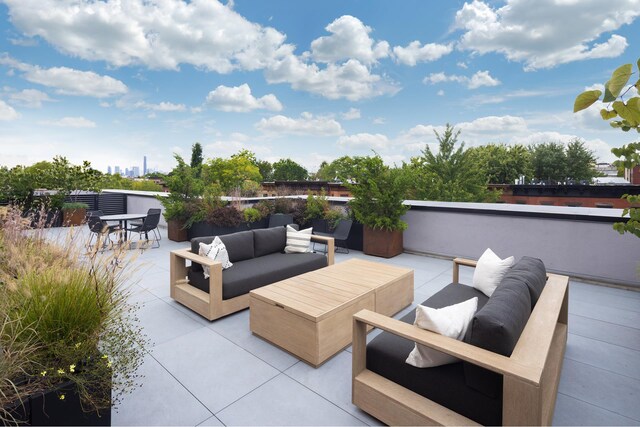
[206,84,282,112]
[114,98,186,112]
[0,100,20,120]
[310,15,389,65]
[341,108,361,120]
[0,55,127,97]
[256,112,344,136]
[337,133,389,150]
[393,41,453,66]
[423,70,500,89]
[2,0,291,73]
[9,89,53,108]
[454,0,638,70]
[40,116,96,128]
[265,56,399,101]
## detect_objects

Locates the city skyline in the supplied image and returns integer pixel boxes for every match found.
[1,0,639,173]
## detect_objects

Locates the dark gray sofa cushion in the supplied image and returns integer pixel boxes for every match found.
[219,230,254,262]
[188,252,327,300]
[505,256,547,308]
[253,227,286,257]
[366,284,501,426]
[464,277,532,397]
[189,236,216,273]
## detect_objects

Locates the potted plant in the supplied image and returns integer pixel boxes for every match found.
[344,155,410,258]
[158,155,204,242]
[0,206,148,426]
[61,201,89,226]
[304,191,330,232]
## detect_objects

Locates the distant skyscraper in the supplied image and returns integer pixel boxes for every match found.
[107,166,112,174]
[143,156,147,176]
[132,166,140,177]
[115,166,121,175]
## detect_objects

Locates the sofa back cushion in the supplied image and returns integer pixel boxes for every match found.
[253,227,286,257]
[504,256,547,308]
[219,230,254,262]
[464,278,531,397]
[190,236,216,272]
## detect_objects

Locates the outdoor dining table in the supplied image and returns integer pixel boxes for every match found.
[100,213,147,241]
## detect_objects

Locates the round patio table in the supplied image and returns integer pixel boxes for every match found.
[100,213,147,241]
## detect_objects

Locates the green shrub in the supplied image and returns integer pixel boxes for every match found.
[324,207,347,229]
[243,207,263,223]
[305,191,329,221]
[61,202,89,210]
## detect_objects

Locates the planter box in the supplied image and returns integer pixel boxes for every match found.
[346,221,364,251]
[62,208,87,226]
[186,219,268,240]
[25,209,62,228]
[363,226,403,258]
[311,218,329,234]
[7,380,110,426]
[167,219,189,242]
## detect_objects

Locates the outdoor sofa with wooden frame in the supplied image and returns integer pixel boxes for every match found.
[170,227,334,321]
[352,257,569,426]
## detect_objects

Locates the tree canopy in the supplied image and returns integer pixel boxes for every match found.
[272,158,308,181]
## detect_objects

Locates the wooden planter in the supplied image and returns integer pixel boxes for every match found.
[62,208,87,226]
[363,226,403,258]
[167,219,189,242]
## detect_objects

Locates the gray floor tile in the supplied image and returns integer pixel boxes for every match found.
[569,299,640,329]
[197,415,224,426]
[559,358,640,421]
[570,281,640,313]
[565,333,640,380]
[216,373,366,426]
[206,309,300,371]
[137,299,205,347]
[285,352,383,425]
[126,284,159,305]
[152,327,280,414]
[112,354,212,426]
[568,314,640,351]
[553,393,639,426]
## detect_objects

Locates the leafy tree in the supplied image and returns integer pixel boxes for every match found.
[99,173,133,190]
[190,142,204,177]
[565,139,599,182]
[131,180,163,191]
[202,155,262,193]
[256,160,272,181]
[158,154,204,222]
[343,155,409,231]
[409,124,498,202]
[529,142,567,183]
[574,60,640,133]
[467,143,533,184]
[611,143,640,238]
[315,156,356,181]
[272,158,308,181]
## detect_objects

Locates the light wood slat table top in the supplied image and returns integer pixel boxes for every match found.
[250,258,413,322]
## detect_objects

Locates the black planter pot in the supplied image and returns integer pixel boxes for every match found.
[346,221,364,251]
[187,220,268,240]
[4,380,110,426]
[310,219,329,234]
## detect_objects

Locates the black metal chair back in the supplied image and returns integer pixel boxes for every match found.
[332,219,353,240]
[268,213,294,228]
[140,210,161,232]
[86,211,107,233]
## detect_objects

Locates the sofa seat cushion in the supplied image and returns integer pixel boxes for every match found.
[187,252,327,300]
[366,283,501,426]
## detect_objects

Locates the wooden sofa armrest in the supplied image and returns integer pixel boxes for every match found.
[352,310,539,386]
[310,235,335,265]
[452,257,477,283]
[170,248,223,267]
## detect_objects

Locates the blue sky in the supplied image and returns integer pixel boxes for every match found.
[1,0,639,174]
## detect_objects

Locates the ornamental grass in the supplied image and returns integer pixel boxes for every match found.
[0,206,149,424]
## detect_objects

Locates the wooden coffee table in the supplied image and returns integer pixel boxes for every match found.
[249,258,414,367]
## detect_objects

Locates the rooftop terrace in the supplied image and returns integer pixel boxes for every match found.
[46,224,640,426]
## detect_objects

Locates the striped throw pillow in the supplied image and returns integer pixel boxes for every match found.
[284,225,312,253]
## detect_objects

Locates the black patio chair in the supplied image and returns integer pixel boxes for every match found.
[127,209,161,248]
[86,210,121,249]
[268,213,299,230]
[129,208,162,240]
[313,219,352,254]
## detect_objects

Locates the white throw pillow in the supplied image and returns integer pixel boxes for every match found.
[284,225,312,253]
[406,297,478,368]
[472,248,514,297]
[198,236,232,279]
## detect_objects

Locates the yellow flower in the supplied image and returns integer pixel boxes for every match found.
[74,342,81,349]
[57,369,65,374]
[59,394,65,400]
[107,360,112,368]
[69,364,76,373]
[101,354,108,360]
[40,370,47,376]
